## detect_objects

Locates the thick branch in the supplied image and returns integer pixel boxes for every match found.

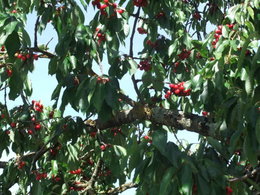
[102,182,138,194]
[85,106,217,138]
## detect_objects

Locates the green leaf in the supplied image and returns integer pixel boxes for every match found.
[180,164,192,195]
[243,129,258,166]
[51,83,62,101]
[0,20,18,45]
[245,75,253,95]
[127,58,138,75]
[92,83,105,112]
[152,130,167,155]
[159,167,175,195]
[123,21,130,36]
[24,77,32,96]
[8,68,23,100]
[247,6,254,19]
[168,42,177,57]
[31,181,43,195]
[113,145,127,156]
[51,160,59,176]
[256,117,260,144]
[214,40,229,59]
[49,57,58,75]
[222,25,229,38]
[5,31,20,58]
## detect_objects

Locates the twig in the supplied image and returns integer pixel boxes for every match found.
[129,7,141,57]
[131,74,143,102]
[28,47,55,58]
[129,7,143,102]
[34,16,40,48]
[229,167,260,183]
[4,83,7,107]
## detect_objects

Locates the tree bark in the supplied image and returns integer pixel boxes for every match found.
[85,105,218,138]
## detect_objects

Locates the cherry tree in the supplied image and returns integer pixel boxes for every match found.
[0,0,260,194]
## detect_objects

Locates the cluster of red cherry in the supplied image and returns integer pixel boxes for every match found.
[137,27,147,34]
[178,49,191,60]
[138,59,152,71]
[35,172,48,180]
[69,168,82,175]
[96,29,106,45]
[133,0,148,7]
[15,52,39,61]
[146,40,157,48]
[212,24,234,48]
[92,0,124,16]
[32,100,44,112]
[165,82,191,99]
[110,127,122,136]
[18,161,26,169]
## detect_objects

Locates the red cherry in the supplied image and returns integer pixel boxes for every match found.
[10,122,16,128]
[179,86,185,91]
[21,56,27,61]
[1,114,5,119]
[34,123,41,131]
[217,25,222,30]
[90,132,97,138]
[5,130,10,135]
[144,135,150,140]
[17,54,23,59]
[164,94,170,99]
[11,10,17,13]
[49,111,54,119]
[77,168,82,174]
[202,111,208,116]
[1,45,5,51]
[27,129,33,134]
[116,9,124,14]
[33,54,39,60]
[169,84,175,88]
[100,145,106,151]
[6,69,13,77]
[227,24,234,29]
[100,4,108,9]
[54,177,61,182]
[215,29,222,35]
[174,89,180,95]
[112,3,117,8]
[226,186,233,195]
[26,54,31,59]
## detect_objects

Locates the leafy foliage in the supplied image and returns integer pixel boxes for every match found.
[0,0,260,194]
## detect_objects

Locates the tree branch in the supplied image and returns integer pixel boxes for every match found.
[84,105,218,138]
[29,47,55,58]
[229,167,260,183]
[34,16,40,48]
[101,182,138,194]
[129,7,143,103]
